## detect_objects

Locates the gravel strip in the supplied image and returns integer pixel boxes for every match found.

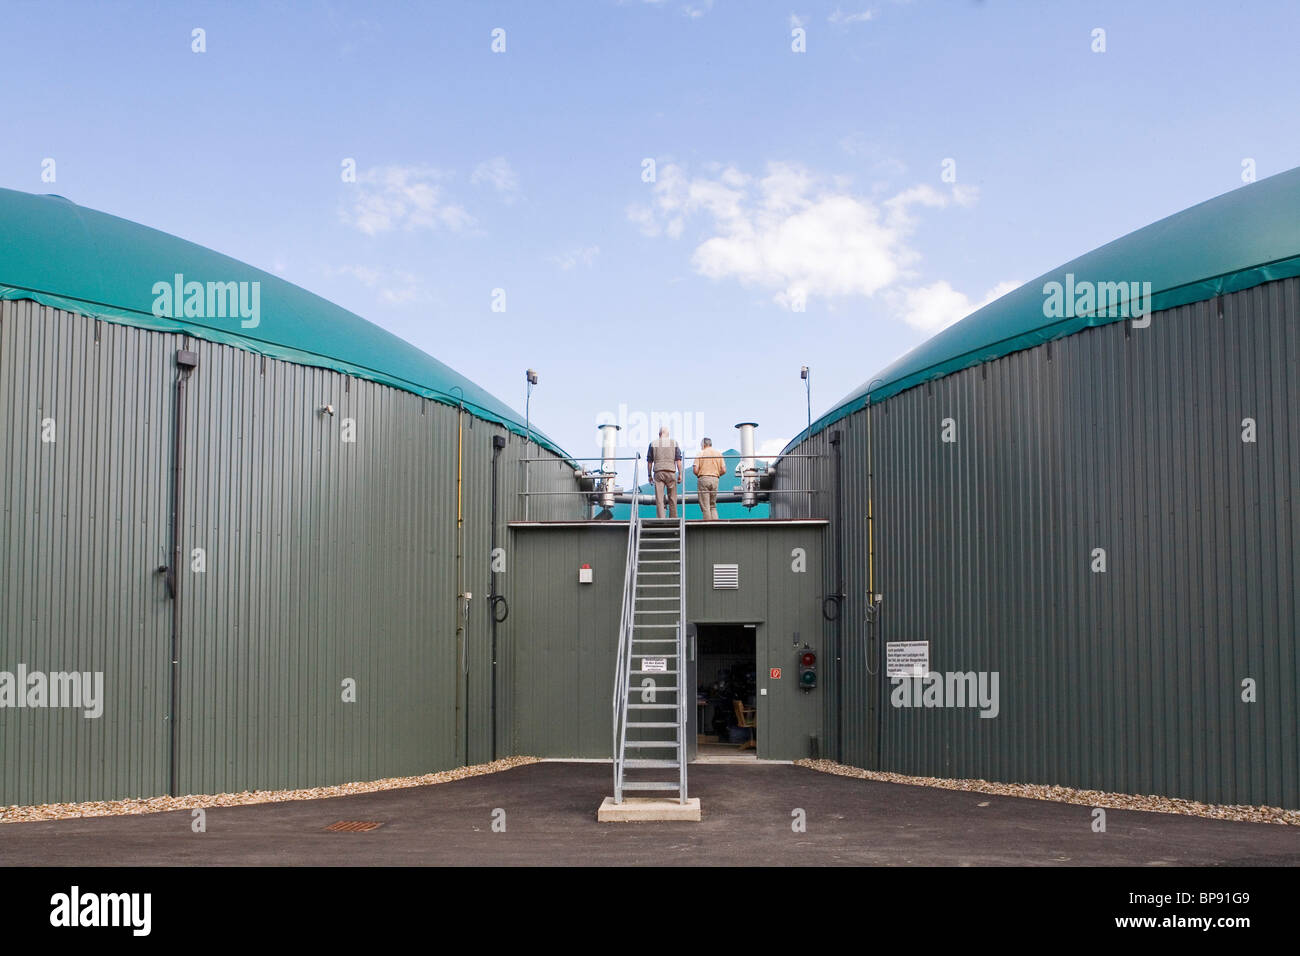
[794,759,1300,825]
[0,756,541,824]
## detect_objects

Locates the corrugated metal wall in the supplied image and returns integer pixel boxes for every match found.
[1,301,173,805]
[773,277,1300,808]
[767,423,877,768]
[1,302,580,805]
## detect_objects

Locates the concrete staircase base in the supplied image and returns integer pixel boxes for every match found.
[598,796,701,822]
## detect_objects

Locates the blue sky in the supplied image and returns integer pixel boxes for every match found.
[5,0,1299,478]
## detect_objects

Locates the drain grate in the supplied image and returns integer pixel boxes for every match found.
[324,820,384,832]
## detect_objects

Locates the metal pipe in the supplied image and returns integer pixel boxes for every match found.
[167,347,198,797]
[452,389,468,765]
[519,487,816,502]
[830,429,845,763]
[867,402,881,769]
[598,423,620,508]
[734,422,759,508]
[523,371,537,520]
[517,454,819,462]
[489,433,506,761]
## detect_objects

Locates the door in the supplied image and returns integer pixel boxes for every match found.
[685,622,698,762]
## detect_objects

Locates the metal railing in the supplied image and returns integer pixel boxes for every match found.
[676,504,687,803]
[611,458,640,804]
[516,451,827,521]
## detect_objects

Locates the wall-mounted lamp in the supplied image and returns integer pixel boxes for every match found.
[320,404,336,417]
[525,369,539,444]
[800,366,811,438]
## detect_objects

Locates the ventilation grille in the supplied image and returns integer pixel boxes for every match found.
[324,820,384,832]
[712,563,739,589]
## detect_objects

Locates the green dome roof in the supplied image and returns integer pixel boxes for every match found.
[787,165,1300,452]
[0,188,567,457]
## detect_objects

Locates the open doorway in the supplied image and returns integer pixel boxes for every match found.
[694,624,758,761]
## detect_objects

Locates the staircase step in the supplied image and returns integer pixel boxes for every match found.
[620,782,681,791]
[624,741,680,749]
[624,759,680,768]
[631,669,679,675]
[633,624,678,628]
[627,722,680,728]
[628,704,677,709]
[630,685,677,692]
[635,610,679,615]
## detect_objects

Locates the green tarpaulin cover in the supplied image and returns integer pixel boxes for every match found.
[0,188,569,458]
[785,165,1300,453]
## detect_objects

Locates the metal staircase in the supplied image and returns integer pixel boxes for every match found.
[612,464,688,804]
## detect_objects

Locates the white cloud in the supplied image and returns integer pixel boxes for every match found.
[471,156,520,202]
[951,183,980,207]
[682,0,713,17]
[893,279,1020,333]
[789,13,806,28]
[628,160,980,310]
[757,438,790,458]
[341,164,473,235]
[829,7,874,24]
[551,245,601,270]
[334,264,430,306]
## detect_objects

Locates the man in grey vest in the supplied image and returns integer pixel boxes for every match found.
[647,426,684,518]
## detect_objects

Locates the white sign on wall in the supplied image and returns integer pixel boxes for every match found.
[886,642,930,678]
[641,658,668,672]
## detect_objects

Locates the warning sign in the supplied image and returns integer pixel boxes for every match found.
[642,658,667,672]
[886,641,930,678]
[770,667,782,680]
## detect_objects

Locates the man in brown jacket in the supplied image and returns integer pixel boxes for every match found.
[692,438,727,520]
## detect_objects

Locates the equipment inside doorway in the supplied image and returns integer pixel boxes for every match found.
[695,624,758,759]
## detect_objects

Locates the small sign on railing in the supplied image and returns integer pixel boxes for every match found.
[641,658,668,672]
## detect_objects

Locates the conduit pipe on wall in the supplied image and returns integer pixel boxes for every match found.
[166,346,198,797]
[452,390,469,765]
[830,429,845,763]
[489,433,507,760]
